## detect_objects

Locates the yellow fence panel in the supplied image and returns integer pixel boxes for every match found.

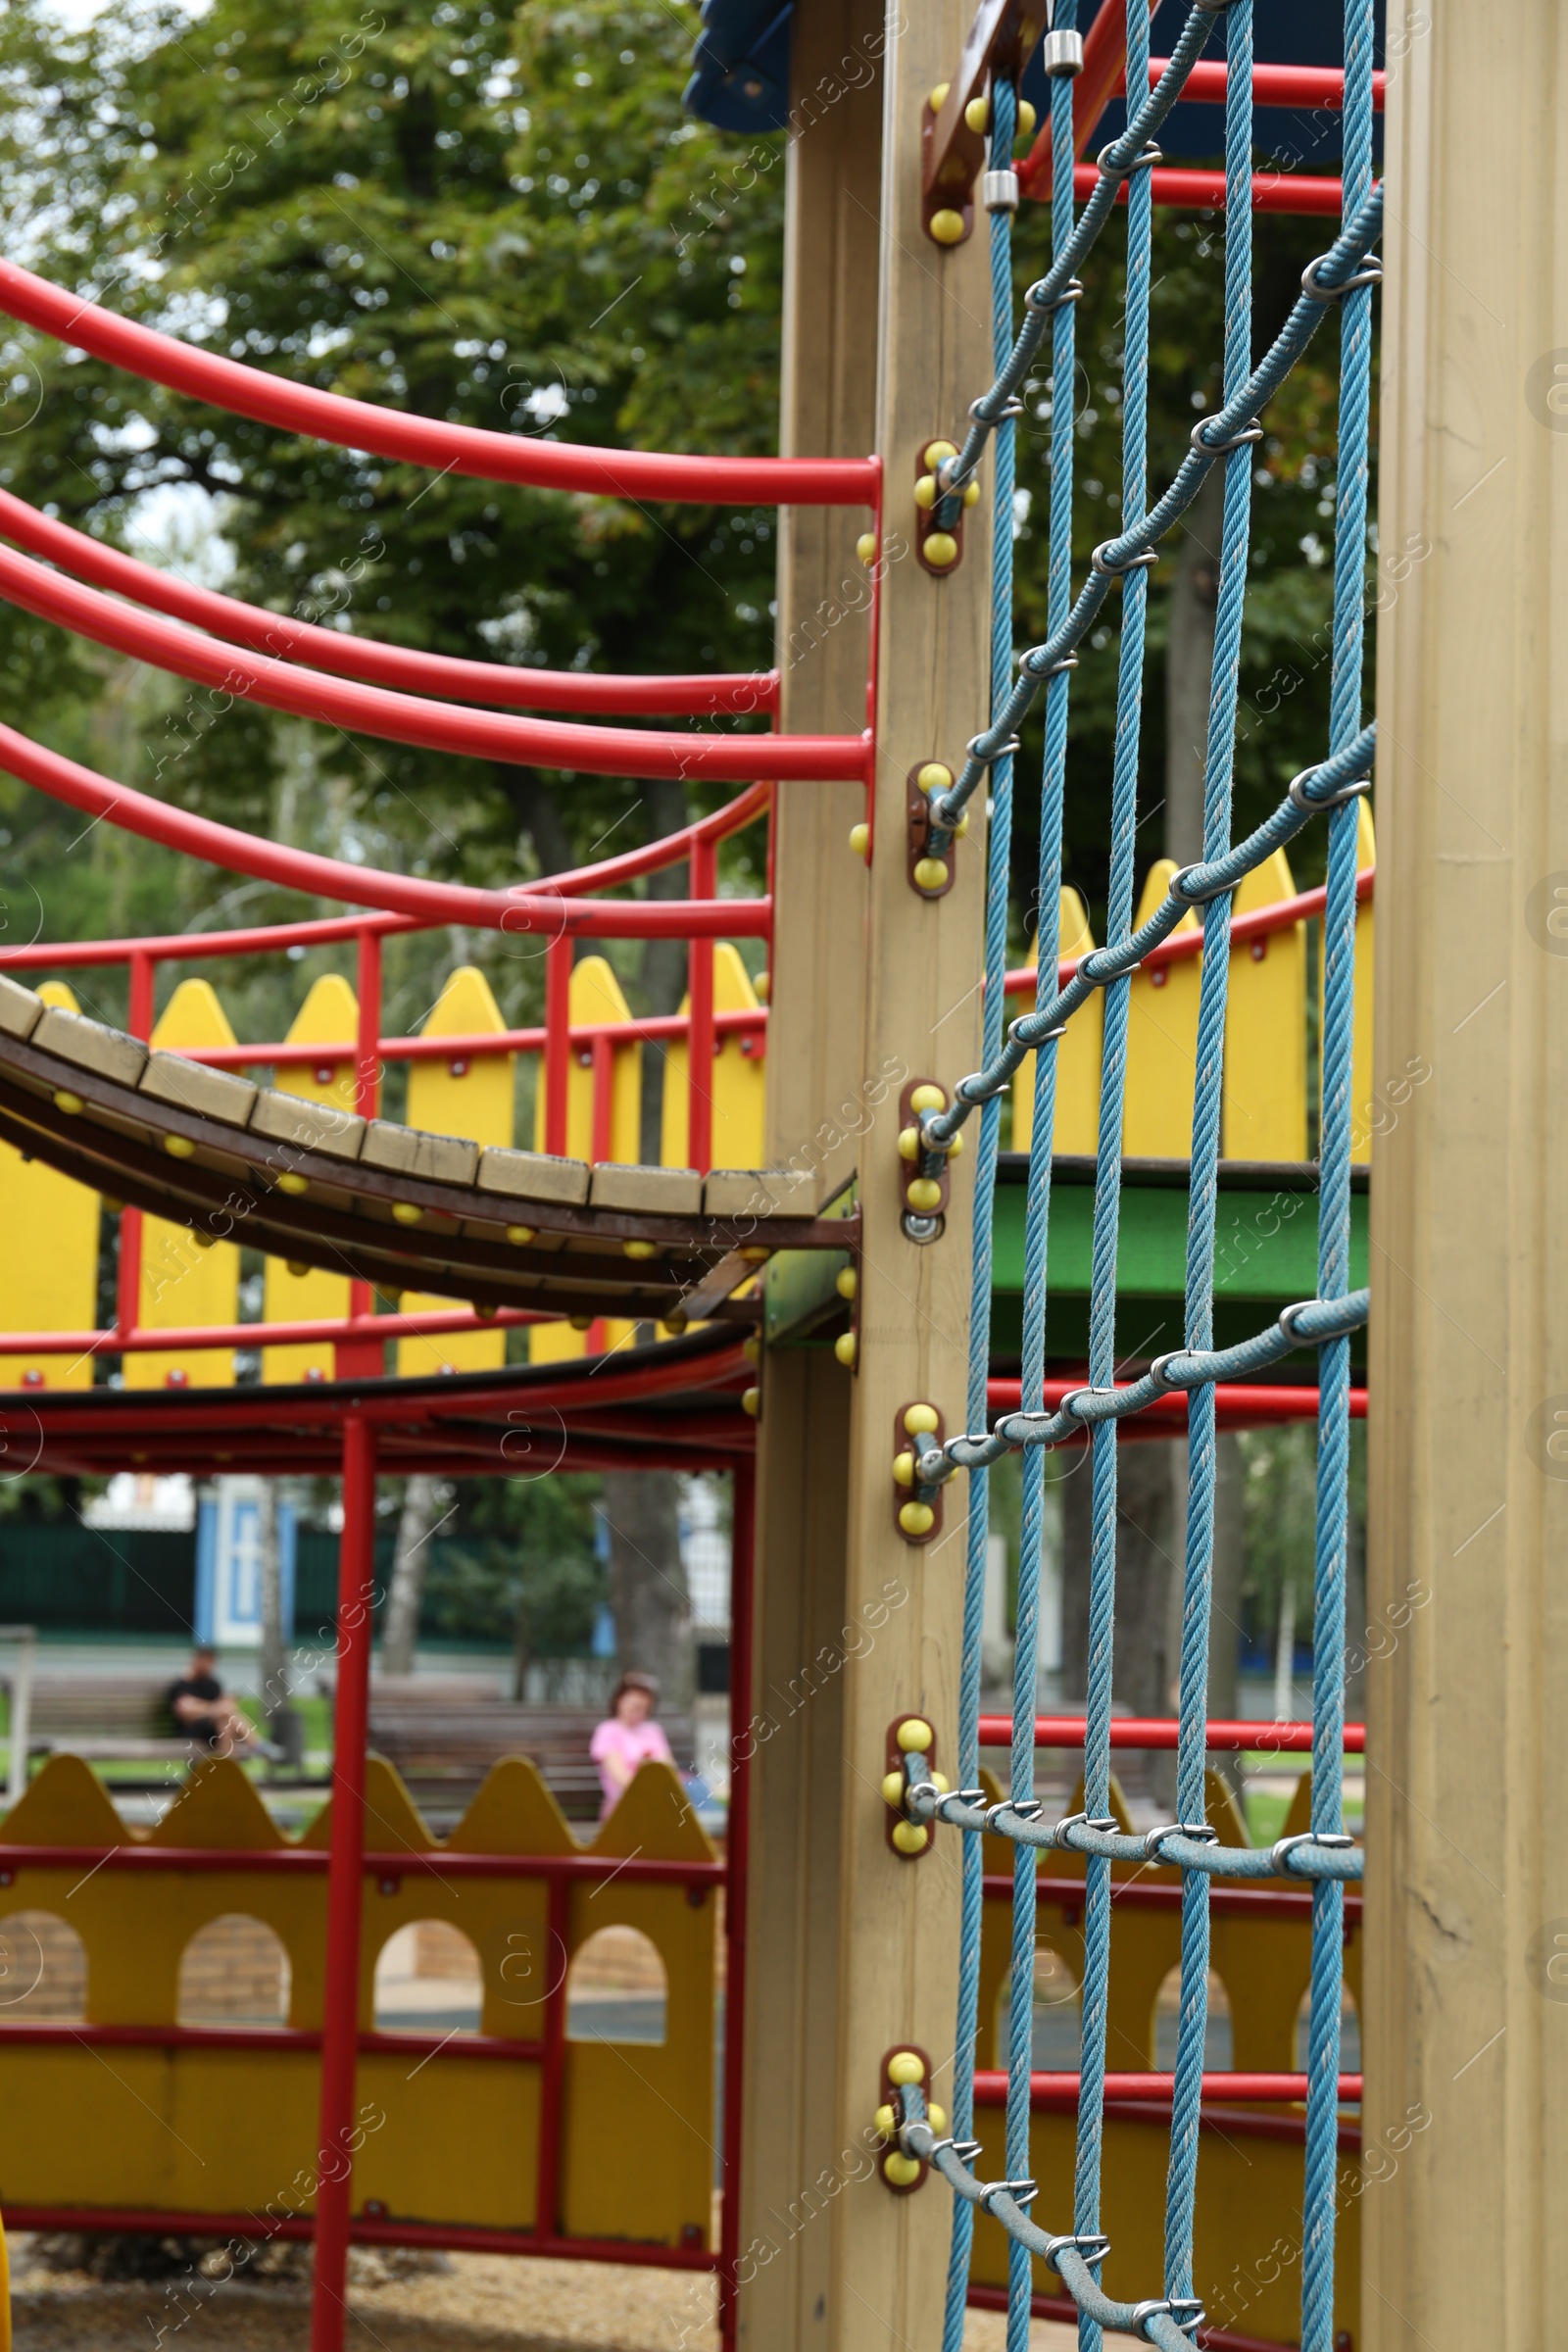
[263,972,360,1383]
[530,956,642,1366]
[1124,859,1201,1158]
[123,978,239,1390]
[0,981,100,1391]
[397,966,515,1378]
[1012,888,1102,1157]
[660,944,765,1170]
[1223,849,1308,1162]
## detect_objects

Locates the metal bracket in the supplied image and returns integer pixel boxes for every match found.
[898,1077,952,1231]
[884,1715,939,1858]
[893,1399,947,1544]
[878,2045,934,2191]
[906,763,958,899]
[921,0,1048,245]
[915,438,969,575]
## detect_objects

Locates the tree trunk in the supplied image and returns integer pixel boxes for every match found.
[601,1469,693,1719]
[383,1474,440,1679]
[257,1480,288,1727]
[1163,462,1227,865]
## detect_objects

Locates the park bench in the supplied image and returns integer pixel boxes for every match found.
[358,1679,693,1825]
[6,1672,200,1768]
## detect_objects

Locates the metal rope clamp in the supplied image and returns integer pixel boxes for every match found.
[1277,1297,1326,1345]
[1025,275,1084,318]
[1042,2230,1109,2275]
[1054,1808,1120,1849]
[1271,1829,1356,1875]
[1300,251,1383,302]
[982,169,1020,213]
[1097,138,1163,181]
[986,1795,1044,1831]
[979,2177,1040,2214]
[1147,1348,1192,1393]
[1132,2297,1206,2341]
[1042,28,1084,74]
[1169,860,1238,906]
[930,2135,984,2163]
[1144,1820,1219,1862]
[1288,762,1372,813]
[1190,414,1264,455]
[1091,539,1160,577]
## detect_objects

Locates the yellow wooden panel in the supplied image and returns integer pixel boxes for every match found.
[1124,858,1202,1159]
[262,973,359,1384]
[530,956,642,1366]
[1223,849,1308,1162]
[0,982,100,1391]
[660,943,766,1169]
[1011,888,1102,1157]
[123,978,239,1389]
[397,966,514,1377]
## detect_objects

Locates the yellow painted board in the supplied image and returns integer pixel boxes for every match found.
[397,967,514,1377]
[263,973,359,1383]
[1124,858,1201,1159]
[660,943,765,1170]
[123,978,239,1389]
[1011,888,1102,1157]
[0,982,101,1391]
[1222,849,1308,1162]
[529,956,643,1366]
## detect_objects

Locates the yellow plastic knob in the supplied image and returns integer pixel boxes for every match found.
[924,440,959,465]
[835,1266,858,1300]
[913,474,938,512]
[928,2102,949,2135]
[897,1718,934,1752]
[888,2050,926,2088]
[946,1129,964,1155]
[927,81,951,112]
[740,1245,770,1261]
[834,1331,858,1369]
[874,2102,898,2139]
[52,1090,83,1115]
[955,810,971,838]
[849,821,870,860]
[881,1771,906,1807]
[892,1820,929,1855]
[964,94,989,133]
[661,1312,688,1336]
[899,1500,935,1537]
[893,1450,915,1489]
[392,1200,423,1226]
[476,1302,497,1321]
[898,1125,921,1161]
[741,1386,760,1418]
[506,1224,536,1246]
[963,479,981,508]
[929,211,965,245]
[193,1232,216,1252]
[909,1084,947,1113]
[623,1239,658,1259]
[917,761,954,794]
[166,1134,195,1159]
[930,1770,951,1794]
[906,1178,943,1212]
[856,531,879,566]
[287,1260,309,1279]
[1016,100,1037,141]
[913,857,950,893]
[742,1334,761,1362]
[924,531,959,568]
[884,2150,922,2185]
[276,1169,309,1195]
[756,968,770,1002]
[904,1404,941,1435]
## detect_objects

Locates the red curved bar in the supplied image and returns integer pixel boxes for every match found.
[0,257,876,509]
[972,2071,1361,2105]
[0,720,769,937]
[977,1714,1366,1753]
[983,1378,1368,1437]
[0,487,775,720]
[0,539,864,785]
[1137,59,1387,110]
[1047,161,1350,215]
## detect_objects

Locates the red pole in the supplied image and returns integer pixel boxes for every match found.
[545,933,571,1157]
[533,1873,570,2239]
[311,1412,376,2352]
[687,836,716,1175]
[717,1456,755,2352]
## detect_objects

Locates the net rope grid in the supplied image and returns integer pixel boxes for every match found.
[881,4,1379,2350]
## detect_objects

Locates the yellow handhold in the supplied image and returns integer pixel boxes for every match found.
[899,1500,935,1537]
[834,1331,858,1370]
[929,210,965,245]
[914,474,938,512]
[909,1084,946,1113]
[924,441,959,465]
[904,1403,940,1436]
[276,1170,309,1196]
[569,1314,594,1332]
[856,531,879,565]
[661,1313,688,1337]
[739,1245,769,1261]
[891,1821,929,1857]
[964,94,989,132]
[888,2052,926,2087]
[913,857,950,893]
[849,821,870,860]
[918,762,953,794]
[896,1718,933,1751]
[928,2102,949,2135]
[52,1090,83,1115]
[741,1386,760,1418]
[884,2149,922,2184]
[874,2102,898,2139]
[392,1201,423,1226]
[755,969,770,1003]
[898,1126,921,1161]
[742,1334,761,1361]
[507,1224,536,1246]
[946,1129,964,1155]
[881,1772,906,1807]
[165,1134,195,1159]
[930,1771,951,1795]
[927,81,951,111]
[923,530,959,567]
[963,479,980,508]
[893,1450,915,1488]
[623,1239,658,1259]
[835,1266,858,1300]
[286,1260,309,1279]
[906,1178,943,1212]
[1016,99,1037,141]
[192,1232,215,1252]
[955,810,970,838]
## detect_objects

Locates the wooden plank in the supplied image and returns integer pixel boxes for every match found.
[263,973,361,1384]
[122,979,239,1391]
[1364,10,1568,2346]
[398,966,514,1377]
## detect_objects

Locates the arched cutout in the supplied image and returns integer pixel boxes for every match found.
[374,1921,482,2035]
[0,1910,86,2021]
[567,1925,668,2045]
[1295,1981,1360,2075]
[1153,1964,1233,2072]
[995,1940,1082,2070]
[178,1914,291,2027]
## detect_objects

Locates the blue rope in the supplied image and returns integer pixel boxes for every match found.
[941,71,1019,2352]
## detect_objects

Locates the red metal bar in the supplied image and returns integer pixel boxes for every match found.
[545,936,572,1157]
[534,1872,570,2240]
[717,1456,755,2352]
[0,722,775,939]
[687,834,717,1175]
[0,256,877,509]
[0,487,775,719]
[1131,59,1387,110]
[0,541,864,787]
[0,2207,718,2270]
[971,2069,1360,2106]
[312,1411,376,2352]
[179,1004,768,1070]
[984,1873,1363,1926]
[977,1713,1364,1754]
[0,1843,724,1883]
[1044,161,1351,215]
[0,1305,548,1364]
[983,1379,1369,1439]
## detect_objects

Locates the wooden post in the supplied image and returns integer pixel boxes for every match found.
[739,0,993,2346]
[1365,10,1568,2347]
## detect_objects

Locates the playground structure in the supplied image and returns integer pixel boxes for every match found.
[0,5,1554,2352]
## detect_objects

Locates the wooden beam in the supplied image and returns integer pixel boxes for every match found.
[1364,8,1568,2346]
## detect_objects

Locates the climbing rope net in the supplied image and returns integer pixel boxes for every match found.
[889,4,1378,2348]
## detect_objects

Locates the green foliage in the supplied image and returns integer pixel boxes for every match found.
[419,1471,604,1649]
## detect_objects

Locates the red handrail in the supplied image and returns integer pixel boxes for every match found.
[978,1715,1365,1753]
[1134,59,1387,110]
[985,1380,1369,1436]
[0,487,775,720]
[0,539,865,786]
[0,257,878,509]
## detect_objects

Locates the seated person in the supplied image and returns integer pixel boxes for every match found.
[168,1647,260,1757]
[590,1671,673,1817]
